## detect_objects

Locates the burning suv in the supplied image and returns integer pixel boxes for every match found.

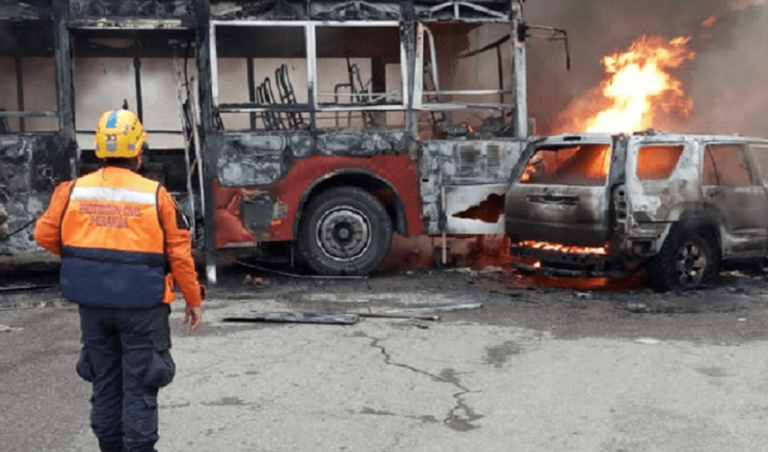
[504,132,768,292]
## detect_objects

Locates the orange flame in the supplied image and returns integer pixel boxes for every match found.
[518,241,608,256]
[580,36,696,134]
[702,15,717,28]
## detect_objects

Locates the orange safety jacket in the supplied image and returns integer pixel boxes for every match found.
[35,166,203,309]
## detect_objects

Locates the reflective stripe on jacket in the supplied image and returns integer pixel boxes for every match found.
[60,168,166,308]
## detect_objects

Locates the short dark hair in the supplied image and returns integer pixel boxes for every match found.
[102,157,139,169]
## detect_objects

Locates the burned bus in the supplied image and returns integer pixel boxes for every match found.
[0,0,566,282]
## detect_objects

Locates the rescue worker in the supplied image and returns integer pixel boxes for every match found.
[35,108,204,452]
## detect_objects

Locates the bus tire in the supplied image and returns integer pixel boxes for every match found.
[298,186,393,276]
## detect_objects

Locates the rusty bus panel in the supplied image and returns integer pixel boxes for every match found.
[210,1,511,22]
[211,129,411,188]
[1,1,77,256]
[419,140,523,234]
[0,135,75,254]
[68,0,195,20]
[212,153,423,249]
[0,1,52,18]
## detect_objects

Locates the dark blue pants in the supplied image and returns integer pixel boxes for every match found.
[77,304,175,452]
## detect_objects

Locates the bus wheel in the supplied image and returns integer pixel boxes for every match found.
[298,186,393,276]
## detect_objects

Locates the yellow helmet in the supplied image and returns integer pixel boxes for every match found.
[94,109,148,159]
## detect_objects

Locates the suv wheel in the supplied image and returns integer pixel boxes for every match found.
[298,187,393,276]
[647,226,720,292]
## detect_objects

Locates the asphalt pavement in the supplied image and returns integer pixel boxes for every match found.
[2,269,768,452]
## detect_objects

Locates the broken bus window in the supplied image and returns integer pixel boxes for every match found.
[214,24,308,131]
[416,22,514,140]
[0,20,58,133]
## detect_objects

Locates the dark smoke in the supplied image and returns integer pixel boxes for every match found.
[524,0,768,137]
[682,5,768,136]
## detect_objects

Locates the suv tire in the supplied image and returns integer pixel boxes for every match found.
[298,187,393,276]
[647,226,720,292]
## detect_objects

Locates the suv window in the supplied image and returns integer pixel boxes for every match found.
[747,144,768,185]
[702,144,752,186]
[637,145,684,180]
[520,144,611,187]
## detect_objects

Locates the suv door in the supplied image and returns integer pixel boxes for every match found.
[505,137,614,247]
[702,142,768,257]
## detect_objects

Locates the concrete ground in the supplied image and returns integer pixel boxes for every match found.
[2,267,768,452]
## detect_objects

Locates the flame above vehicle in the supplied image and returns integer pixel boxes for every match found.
[584,35,696,133]
[555,35,697,135]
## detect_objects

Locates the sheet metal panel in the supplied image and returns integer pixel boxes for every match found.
[444,183,507,234]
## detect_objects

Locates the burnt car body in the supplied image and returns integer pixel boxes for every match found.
[505,131,768,291]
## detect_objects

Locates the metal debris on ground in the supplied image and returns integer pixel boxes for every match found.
[242,275,265,286]
[482,266,505,273]
[358,312,439,321]
[388,303,483,314]
[221,309,443,325]
[625,302,649,312]
[222,311,359,325]
[0,285,57,293]
[402,320,431,329]
[1,325,24,332]
[448,267,505,277]
[634,338,660,345]
[489,289,529,300]
[721,270,751,278]
[235,260,367,280]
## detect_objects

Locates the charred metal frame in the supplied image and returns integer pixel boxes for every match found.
[1,0,200,257]
[208,19,410,127]
[3,0,550,284]
[0,0,76,256]
[204,1,528,134]
[66,2,200,247]
[194,1,535,282]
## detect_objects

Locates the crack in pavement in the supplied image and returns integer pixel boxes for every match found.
[439,368,483,432]
[366,334,483,432]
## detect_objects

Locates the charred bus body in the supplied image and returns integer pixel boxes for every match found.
[0,0,198,264]
[0,1,76,261]
[1,1,569,280]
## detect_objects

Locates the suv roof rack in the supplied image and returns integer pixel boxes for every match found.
[632,129,667,136]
